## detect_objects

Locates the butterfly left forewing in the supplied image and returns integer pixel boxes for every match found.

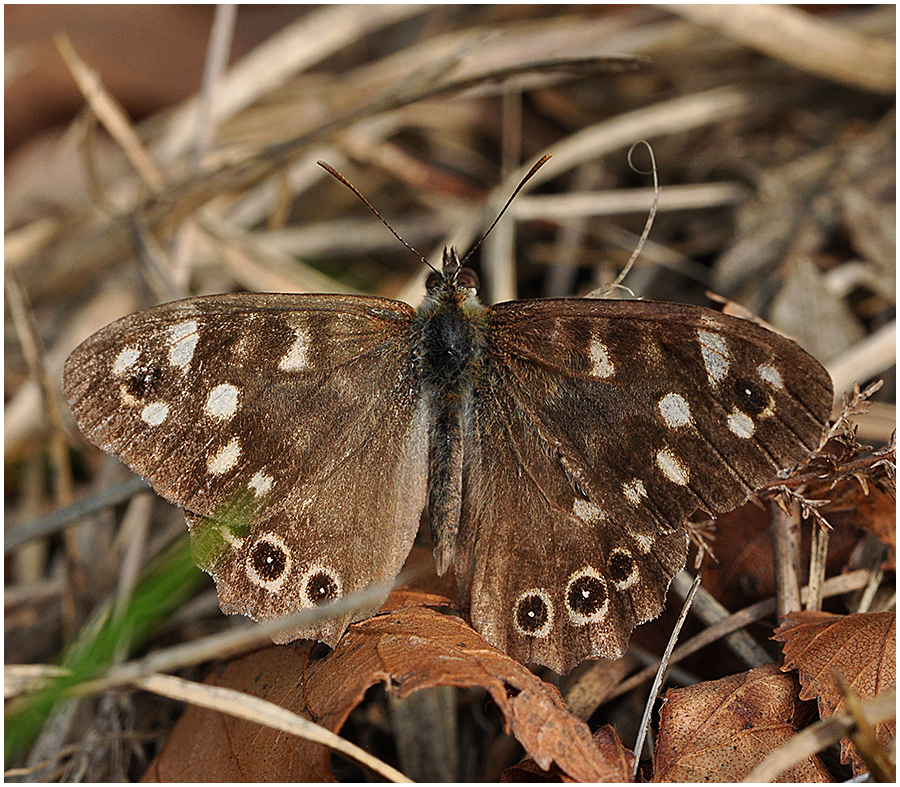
[455,297,832,672]
[64,293,430,644]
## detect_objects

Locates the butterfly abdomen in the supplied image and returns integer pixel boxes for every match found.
[413,275,489,574]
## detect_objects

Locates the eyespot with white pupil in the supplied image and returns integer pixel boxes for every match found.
[300,564,342,607]
[565,567,609,625]
[732,377,768,415]
[513,589,553,637]
[251,540,286,581]
[246,534,291,592]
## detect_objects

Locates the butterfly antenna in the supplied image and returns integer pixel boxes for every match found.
[317,161,438,273]
[608,140,658,291]
[459,154,552,267]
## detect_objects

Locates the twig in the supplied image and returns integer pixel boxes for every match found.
[632,572,701,777]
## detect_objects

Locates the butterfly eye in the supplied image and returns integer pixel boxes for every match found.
[456,267,480,290]
[425,271,442,289]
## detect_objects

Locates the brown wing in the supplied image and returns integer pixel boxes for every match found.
[64,293,429,644]
[455,298,832,673]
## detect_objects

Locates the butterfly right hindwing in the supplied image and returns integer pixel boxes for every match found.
[63,293,430,643]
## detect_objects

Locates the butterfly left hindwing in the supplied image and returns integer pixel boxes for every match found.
[63,293,430,643]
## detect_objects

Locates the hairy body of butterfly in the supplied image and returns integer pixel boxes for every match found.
[64,249,833,673]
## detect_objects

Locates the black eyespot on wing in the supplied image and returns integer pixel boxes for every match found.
[516,593,550,633]
[305,571,339,605]
[732,377,769,415]
[609,551,636,585]
[567,574,607,616]
[125,365,163,399]
[251,540,287,581]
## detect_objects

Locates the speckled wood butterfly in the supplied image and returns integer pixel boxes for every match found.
[63,168,833,674]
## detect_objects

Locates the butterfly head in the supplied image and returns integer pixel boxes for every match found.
[424,247,481,303]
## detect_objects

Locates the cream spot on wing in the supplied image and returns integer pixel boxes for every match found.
[589,337,614,378]
[112,346,141,376]
[140,401,169,426]
[658,392,692,428]
[623,479,647,506]
[168,320,199,369]
[573,498,606,523]
[208,437,241,474]
[698,329,730,385]
[727,411,755,439]
[279,323,310,371]
[204,383,240,421]
[657,448,689,485]
[758,364,784,389]
[248,470,274,497]
[633,533,654,554]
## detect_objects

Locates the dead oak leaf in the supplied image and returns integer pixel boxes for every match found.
[501,725,633,783]
[774,610,896,775]
[652,663,830,782]
[143,591,613,782]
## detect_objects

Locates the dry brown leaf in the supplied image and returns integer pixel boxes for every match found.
[816,479,896,570]
[142,590,611,782]
[691,501,859,612]
[652,663,831,782]
[774,610,896,775]
[500,725,633,783]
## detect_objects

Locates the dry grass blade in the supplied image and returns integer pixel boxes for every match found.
[133,672,412,783]
[665,4,895,94]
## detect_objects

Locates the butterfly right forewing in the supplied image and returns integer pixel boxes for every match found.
[63,293,430,643]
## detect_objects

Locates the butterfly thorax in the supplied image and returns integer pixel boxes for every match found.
[413,248,488,574]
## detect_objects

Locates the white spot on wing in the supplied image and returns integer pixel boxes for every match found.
[573,498,606,523]
[698,330,730,385]
[249,470,274,497]
[112,347,141,376]
[279,324,310,371]
[205,383,240,421]
[727,411,755,439]
[658,392,692,428]
[633,533,654,553]
[140,401,169,426]
[208,437,241,474]
[758,364,784,389]
[168,320,199,369]
[623,479,647,506]
[657,448,689,485]
[589,337,614,378]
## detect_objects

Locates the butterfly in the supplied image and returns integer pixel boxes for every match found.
[63,168,833,674]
